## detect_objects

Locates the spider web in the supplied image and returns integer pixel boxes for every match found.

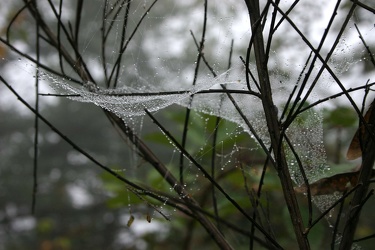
[44,3,291,181]
[38,0,372,212]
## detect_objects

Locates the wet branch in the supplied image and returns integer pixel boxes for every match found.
[244,0,309,248]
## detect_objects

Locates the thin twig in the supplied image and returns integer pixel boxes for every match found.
[354,23,375,67]
[239,56,260,93]
[353,232,375,243]
[31,16,40,215]
[283,0,342,128]
[113,0,131,88]
[331,190,347,249]
[284,135,313,227]
[1,76,150,200]
[265,0,280,60]
[144,109,281,248]
[42,0,94,82]
[304,184,360,234]
[180,0,208,184]
[297,80,375,114]
[108,0,159,84]
[190,30,217,77]
[57,0,65,75]
[279,52,313,123]
[352,0,375,14]
[222,84,275,166]
[6,2,30,42]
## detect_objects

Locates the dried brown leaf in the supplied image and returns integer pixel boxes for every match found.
[295,171,359,195]
[346,104,373,160]
[295,170,375,195]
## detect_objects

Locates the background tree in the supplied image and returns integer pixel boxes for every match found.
[0,0,374,249]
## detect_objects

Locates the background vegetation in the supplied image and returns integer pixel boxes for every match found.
[0,0,374,249]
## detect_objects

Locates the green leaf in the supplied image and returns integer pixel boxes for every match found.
[144,132,173,146]
[325,106,357,128]
[100,171,143,208]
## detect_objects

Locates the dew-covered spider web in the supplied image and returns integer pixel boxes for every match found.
[40,0,371,210]
[33,1,370,205]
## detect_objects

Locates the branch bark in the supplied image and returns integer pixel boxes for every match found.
[243,0,309,249]
[340,100,375,249]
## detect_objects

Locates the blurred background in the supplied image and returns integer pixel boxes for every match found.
[0,0,374,249]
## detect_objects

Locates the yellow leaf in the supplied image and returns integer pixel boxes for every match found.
[127,215,135,227]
